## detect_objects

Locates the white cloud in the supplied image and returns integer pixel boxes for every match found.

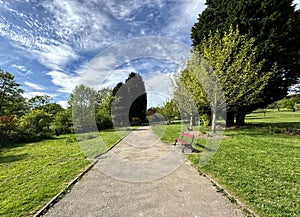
[31,42,78,70]
[57,100,68,108]
[12,64,33,77]
[41,0,111,51]
[22,91,57,99]
[162,0,205,40]
[143,71,173,107]
[24,81,44,91]
[47,71,80,93]
[0,8,79,70]
[295,0,300,9]
[105,0,165,20]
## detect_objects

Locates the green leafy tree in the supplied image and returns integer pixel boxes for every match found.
[19,109,53,141]
[28,95,52,110]
[0,115,19,143]
[177,27,272,130]
[173,67,210,126]
[51,109,72,135]
[0,69,25,116]
[157,100,180,124]
[95,88,113,130]
[69,85,97,133]
[43,103,65,116]
[199,27,273,126]
[279,94,300,111]
[191,0,300,124]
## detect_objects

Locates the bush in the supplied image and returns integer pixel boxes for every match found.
[17,109,53,142]
[0,116,19,144]
[96,110,113,130]
[201,114,211,127]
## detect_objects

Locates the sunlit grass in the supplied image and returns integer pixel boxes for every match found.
[0,136,90,217]
[0,127,130,216]
[154,110,300,216]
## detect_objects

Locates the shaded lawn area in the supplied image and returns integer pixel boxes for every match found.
[0,128,129,217]
[154,110,300,216]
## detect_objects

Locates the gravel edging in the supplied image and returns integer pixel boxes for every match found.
[34,159,98,217]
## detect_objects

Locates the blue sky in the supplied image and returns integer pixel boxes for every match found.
[0,0,299,108]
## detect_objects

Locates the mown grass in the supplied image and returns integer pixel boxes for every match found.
[0,128,130,217]
[76,128,130,158]
[154,110,300,216]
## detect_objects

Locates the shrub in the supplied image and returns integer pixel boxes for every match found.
[201,114,211,127]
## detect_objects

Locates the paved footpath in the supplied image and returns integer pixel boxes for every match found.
[44,126,245,217]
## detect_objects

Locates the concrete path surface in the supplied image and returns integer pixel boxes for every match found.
[44,126,245,217]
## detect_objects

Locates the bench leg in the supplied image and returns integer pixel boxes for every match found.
[173,140,178,146]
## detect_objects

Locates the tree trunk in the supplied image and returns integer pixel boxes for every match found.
[189,113,197,126]
[211,110,216,134]
[226,111,235,127]
[236,112,246,126]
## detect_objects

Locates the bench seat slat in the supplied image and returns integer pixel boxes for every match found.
[175,138,190,145]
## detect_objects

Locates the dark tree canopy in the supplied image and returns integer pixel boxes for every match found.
[111,72,147,126]
[191,0,300,111]
[126,72,147,123]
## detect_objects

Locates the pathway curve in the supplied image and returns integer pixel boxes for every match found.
[44,126,245,217]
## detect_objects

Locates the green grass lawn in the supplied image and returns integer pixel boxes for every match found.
[155,110,300,217]
[0,128,129,217]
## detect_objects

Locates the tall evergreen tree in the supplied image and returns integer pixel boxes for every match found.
[126,72,147,123]
[111,72,147,127]
[191,0,300,124]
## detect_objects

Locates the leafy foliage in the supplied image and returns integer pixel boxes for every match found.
[191,0,300,113]
[157,100,180,123]
[0,69,25,116]
[199,27,273,114]
[69,85,97,133]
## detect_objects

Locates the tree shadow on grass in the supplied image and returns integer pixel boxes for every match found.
[0,136,66,151]
[225,122,300,137]
[0,153,28,163]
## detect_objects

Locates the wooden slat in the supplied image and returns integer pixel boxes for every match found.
[180,132,194,139]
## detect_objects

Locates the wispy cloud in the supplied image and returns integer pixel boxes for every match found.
[12,64,33,77]
[162,0,205,42]
[0,0,203,107]
[22,91,57,100]
[47,71,79,93]
[24,81,44,91]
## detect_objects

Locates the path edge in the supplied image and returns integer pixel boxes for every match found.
[189,161,260,217]
[34,159,98,217]
[35,129,132,216]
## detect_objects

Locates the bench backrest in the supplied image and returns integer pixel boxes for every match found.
[180,132,194,139]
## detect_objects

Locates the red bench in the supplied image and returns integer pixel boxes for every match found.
[174,132,196,153]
